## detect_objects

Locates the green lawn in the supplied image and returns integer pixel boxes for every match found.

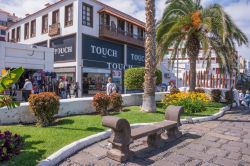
[1,102,223,166]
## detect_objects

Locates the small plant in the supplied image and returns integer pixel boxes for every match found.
[194,88,205,93]
[0,131,24,161]
[92,93,110,116]
[211,89,222,102]
[28,92,60,127]
[170,88,180,94]
[110,93,123,112]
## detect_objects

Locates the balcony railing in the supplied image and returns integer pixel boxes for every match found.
[49,23,60,37]
[99,25,145,48]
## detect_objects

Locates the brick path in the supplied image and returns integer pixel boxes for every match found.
[60,107,250,166]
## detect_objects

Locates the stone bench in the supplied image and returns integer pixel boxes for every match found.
[102,105,183,162]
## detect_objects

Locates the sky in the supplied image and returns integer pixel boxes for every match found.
[0,0,249,60]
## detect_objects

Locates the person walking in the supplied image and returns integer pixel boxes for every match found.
[22,79,33,102]
[106,77,117,95]
[58,79,66,99]
[239,90,245,106]
[73,82,80,98]
[244,90,250,107]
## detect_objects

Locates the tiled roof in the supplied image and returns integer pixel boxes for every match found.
[0,8,18,18]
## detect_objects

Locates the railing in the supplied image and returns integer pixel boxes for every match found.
[49,23,60,37]
[99,24,145,47]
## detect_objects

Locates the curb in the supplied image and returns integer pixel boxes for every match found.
[37,105,232,166]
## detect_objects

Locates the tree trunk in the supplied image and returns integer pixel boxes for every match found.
[187,34,200,92]
[141,0,156,112]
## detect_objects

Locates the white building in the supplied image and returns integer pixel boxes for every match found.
[7,0,146,96]
[0,9,19,41]
[165,49,238,89]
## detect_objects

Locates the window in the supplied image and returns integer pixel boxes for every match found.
[52,10,60,24]
[82,3,93,27]
[11,29,15,41]
[65,4,73,27]
[42,15,48,33]
[7,32,9,42]
[24,22,29,39]
[16,27,20,42]
[100,13,110,26]
[118,19,125,34]
[31,20,36,37]
[137,27,145,40]
[127,22,133,37]
[0,30,6,35]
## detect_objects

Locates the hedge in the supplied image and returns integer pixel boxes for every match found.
[124,67,162,90]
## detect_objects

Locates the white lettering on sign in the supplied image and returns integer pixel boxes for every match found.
[107,62,133,70]
[55,46,73,56]
[91,45,118,58]
[131,53,144,62]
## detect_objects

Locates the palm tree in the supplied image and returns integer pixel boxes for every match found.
[156,0,248,91]
[141,0,157,112]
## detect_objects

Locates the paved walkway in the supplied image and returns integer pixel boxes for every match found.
[60,107,250,166]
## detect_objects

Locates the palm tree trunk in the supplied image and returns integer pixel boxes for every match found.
[141,0,156,112]
[187,34,200,92]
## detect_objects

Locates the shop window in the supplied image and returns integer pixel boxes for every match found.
[0,29,6,35]
[82,3,93,27]
[24,22,29,40]
[31,20,36,38]
[65,4,73,27]
[52,10,60,24]
[42,15,48,34]
[16,26,20,42]
[11,28,15,42]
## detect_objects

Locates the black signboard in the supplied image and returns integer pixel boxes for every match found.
[82,34,124,69]
[50,34,76,62]
[127,46,145,67]
[35,41,48,47]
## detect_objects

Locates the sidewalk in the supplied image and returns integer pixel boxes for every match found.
[60,107,250,166]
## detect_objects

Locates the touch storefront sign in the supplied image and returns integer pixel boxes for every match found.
[50,34,76,62]
[82,34,145,70]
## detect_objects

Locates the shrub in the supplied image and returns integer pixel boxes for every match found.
[0,131,24,161]
[110,93,123,112]
[28,92,60,127]
[211,89,222,102]
[124,67,162,90]
[92,93,110,116]
[194,88,205,93]
[162,92,210,113]
[170,88,180,94]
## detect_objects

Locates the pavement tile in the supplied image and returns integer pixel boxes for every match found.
[185,159,202,166]
[227,152,242,160]
[242,155,250,163]
[206,148,229,157]
[164,154,191,165]
[213,157,239,166]
[243,148,250,155]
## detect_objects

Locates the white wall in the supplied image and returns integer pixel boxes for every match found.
[0,92,167,125]
[0,41,54,71]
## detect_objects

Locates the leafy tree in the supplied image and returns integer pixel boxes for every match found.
[0,67,24,109]
[156,0,248,91]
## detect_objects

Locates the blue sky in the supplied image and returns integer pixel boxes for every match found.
[0,0,249,59]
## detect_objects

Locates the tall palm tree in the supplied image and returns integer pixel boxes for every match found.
[142,0,157,112]
[156,0,248,91]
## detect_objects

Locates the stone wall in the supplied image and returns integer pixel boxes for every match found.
[0,92,168,125]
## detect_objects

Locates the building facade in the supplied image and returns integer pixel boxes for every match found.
[0,9,19,41]
[7,0,145,96]
[165,49,239,89]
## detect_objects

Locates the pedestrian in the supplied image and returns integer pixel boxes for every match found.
[58,79,66,99]
[106,77,117,95]
[66,80,71,99]
[233,89,240,107]
[239,90,245,106]
[22,79,33,102]
[73,82,80,98]
[244,90,250,107]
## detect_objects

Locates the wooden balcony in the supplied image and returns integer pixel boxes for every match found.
[99,25,145,48]
[49,23,60,37]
